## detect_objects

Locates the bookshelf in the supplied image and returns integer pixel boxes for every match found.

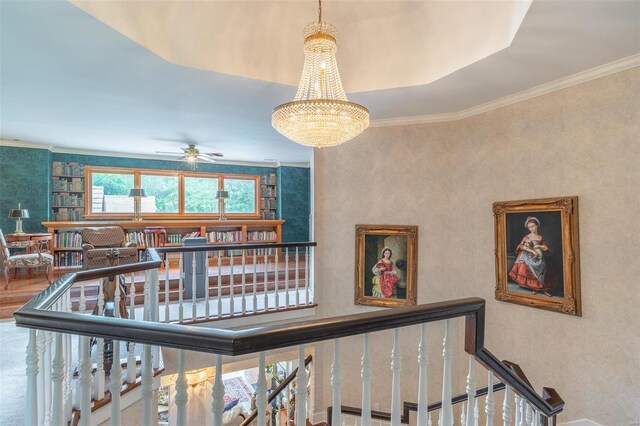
[260,173,278,220]
[42,220,284,268]
[51,161,85,221]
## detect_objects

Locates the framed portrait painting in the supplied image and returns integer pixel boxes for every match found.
[493,196,581,316]
[355,225,418,307]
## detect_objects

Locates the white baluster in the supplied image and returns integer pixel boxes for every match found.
[175,350,188,426]
[141,344,154,425]
[144,270,150,321]
[534,410,541,426]
[440,319,453,426]
[178,253,184,322]
[502,385,512,426]
[284,248,290,307]
[274,250,279,309]
[229,253,235,316]
[263,252,269,310]
[44,331,52,425]
[525,403,533,426]
[417,323,429,426]
[428,412,432,426]
[126,336,137,384]
[295,247,300,307]
[212,355,225,426]
[51,333,64,425]
[217,252,223,317]
[205,251,211,319]
[519,396,526,426]
[305,247,310,305]
[252,251,258,313]
[474,398,479,426]
[295,345,308,426]
[64,292,73,421]
[78,336,92,426]
[114,275,122,319]
[110,339,123,426]
[192,254,197,320]
[241,250,247,314]
[79,280,86,312]
[485,371,495,425]
[95,279,106,401]
[466,355,476,425]
[165,258,170,322]
[26,329,39,426]
[391,329,401,426]
[361,333,372,426]
[37,330,46,426]
[129,272,136,320]
[331,339,342,426]
[514,394,521,426]
[257,352,268,426]
[461,402,467,426]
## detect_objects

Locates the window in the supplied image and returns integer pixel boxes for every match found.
[85,166,260,219]
[184,176,219,213]
[140,174,179,213]
[223,178,256,214]
[90,172,134,213]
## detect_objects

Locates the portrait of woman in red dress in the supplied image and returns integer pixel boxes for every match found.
[508,216,557,296]
[371,247,399,298]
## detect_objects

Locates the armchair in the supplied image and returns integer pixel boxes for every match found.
[1,228,53,290]
[81,226,138,270]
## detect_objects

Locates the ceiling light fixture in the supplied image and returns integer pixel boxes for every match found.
[272,0,369,148]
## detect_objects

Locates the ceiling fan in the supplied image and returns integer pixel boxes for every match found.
[155,144,223,169]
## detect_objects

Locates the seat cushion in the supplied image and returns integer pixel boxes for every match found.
[7,253,54,266]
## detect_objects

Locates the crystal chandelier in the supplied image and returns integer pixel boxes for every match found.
[272,0,369,148]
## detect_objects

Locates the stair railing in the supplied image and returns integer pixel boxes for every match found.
[15,243,563,426]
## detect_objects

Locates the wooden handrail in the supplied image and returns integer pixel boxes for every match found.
[13,241,563,417]
[240,355,313,426]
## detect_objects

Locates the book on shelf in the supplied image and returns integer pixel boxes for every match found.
[55,231,82,248]
[206,230,242,243]
[54,251,82,267]
[246,230,277,241]
[51,209,84,221]
[52,161,84,177]
[52,193,84,207]
[260,173,277,185]
[52,177,84,192]
[261,210,277,220]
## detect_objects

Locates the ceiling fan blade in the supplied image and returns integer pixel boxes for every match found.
[202,152,224,158]
[155,151,183,155]
[197,155,216,163]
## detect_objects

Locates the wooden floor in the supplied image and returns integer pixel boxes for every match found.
[1,262,308,319]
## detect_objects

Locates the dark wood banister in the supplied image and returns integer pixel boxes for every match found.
[13,242,563,417]
[240,355,313,426]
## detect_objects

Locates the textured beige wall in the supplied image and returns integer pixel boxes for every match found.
[312,68,640,424]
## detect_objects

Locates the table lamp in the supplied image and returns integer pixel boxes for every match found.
[8,203,30,235]
[214,190,229,220]
[128,188,147,221]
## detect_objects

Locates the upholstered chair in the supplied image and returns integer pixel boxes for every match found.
[1,228,53,290]
[80,226,138,270]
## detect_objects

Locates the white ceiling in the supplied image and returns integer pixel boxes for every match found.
[1,1,639,164]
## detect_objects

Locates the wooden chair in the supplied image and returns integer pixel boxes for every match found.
[1,228,53,290]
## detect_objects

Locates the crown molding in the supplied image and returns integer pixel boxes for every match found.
[0,140,310,168]
[370,54,640,128]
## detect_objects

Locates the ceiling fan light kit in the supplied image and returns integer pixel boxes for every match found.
[272,0,369,148]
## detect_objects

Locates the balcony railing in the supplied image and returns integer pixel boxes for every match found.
[14,242,563,426]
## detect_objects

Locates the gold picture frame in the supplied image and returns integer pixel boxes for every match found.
[355,225,418,307]
[493,196,581,316]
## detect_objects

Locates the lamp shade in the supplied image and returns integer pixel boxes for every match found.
[214,191,229,199]
[128,188,147,197]
[8,208,29,218]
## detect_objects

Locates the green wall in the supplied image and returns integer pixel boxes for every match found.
[278,166,310,242]
[0,146,51,233]
[0,146,311,241]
